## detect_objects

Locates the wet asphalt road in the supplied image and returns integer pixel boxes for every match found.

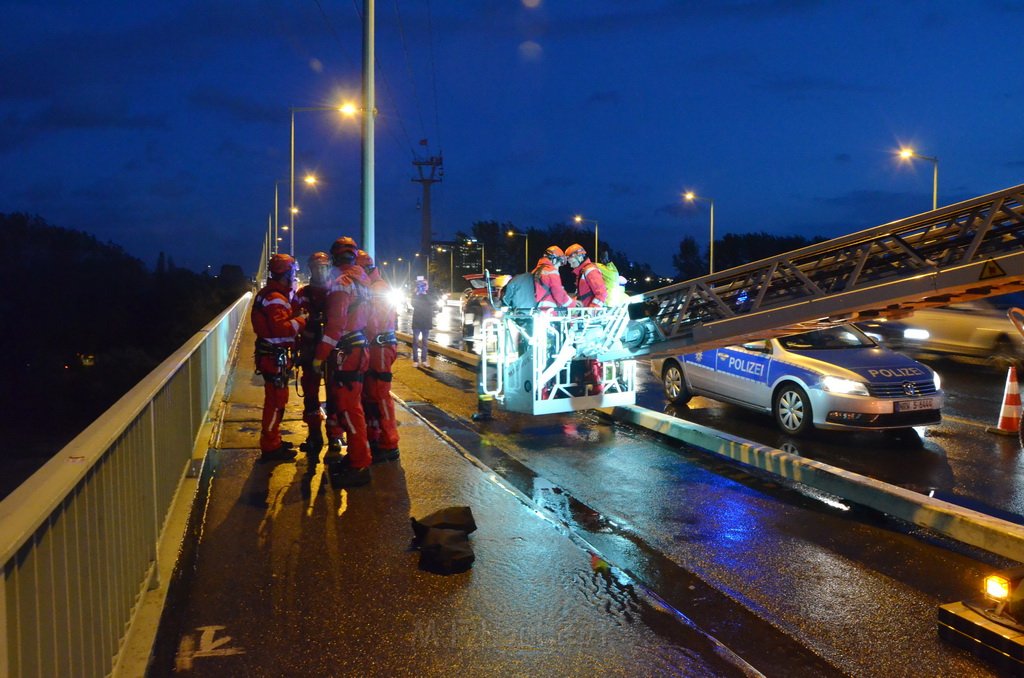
[403,305,1018,675]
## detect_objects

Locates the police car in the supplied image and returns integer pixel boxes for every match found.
[651,324,942,435]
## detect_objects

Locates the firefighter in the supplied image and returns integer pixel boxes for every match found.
[566,243,608,394]
[312,237,372,486]
[533,246,574,310]
[358,249,400,462]
[251,254,306,462]
[295,251,331,461]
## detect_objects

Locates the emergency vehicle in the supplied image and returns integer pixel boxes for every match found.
[473,183,1024,670]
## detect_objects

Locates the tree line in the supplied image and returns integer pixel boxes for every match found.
[1,213,248,497]
[431,220,825,293]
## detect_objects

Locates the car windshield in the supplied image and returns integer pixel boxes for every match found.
[777,325,876,351]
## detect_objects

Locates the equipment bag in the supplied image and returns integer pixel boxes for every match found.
[500,272,538,310]
[595,261,627,306]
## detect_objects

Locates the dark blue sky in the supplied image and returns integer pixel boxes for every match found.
[3,1,1024,275]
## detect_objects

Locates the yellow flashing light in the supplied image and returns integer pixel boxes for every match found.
[985,574,1011,601]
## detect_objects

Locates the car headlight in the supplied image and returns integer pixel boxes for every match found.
[903,328,930,340]
[933,370,941,391]
[821,376,869,395]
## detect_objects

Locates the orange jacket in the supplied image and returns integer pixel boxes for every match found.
[252,279,305,348]
[295,282,328,347]
[315,264,370,361]
[573,259,607,307]
[365,271,397,339]
[532,259,573,308]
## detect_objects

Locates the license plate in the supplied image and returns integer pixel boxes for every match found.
[895,398,934,412]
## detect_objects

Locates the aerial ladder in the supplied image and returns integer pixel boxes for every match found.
[478,182,1024,415]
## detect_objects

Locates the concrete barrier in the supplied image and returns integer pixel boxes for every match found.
[609,405,1024,564]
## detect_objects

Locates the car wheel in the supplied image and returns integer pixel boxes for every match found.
[774,383,813,436]
[662,360,692,405]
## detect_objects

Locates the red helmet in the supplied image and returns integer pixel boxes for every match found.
[330,236,358,265]
[356,249,374,269]
[544,245,565,263]
[268,253,297,277]
[565,243,586,259]
[307,251,331,286]
[308,251,330,268]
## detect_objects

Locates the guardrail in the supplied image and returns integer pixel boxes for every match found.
[0,292,251,678]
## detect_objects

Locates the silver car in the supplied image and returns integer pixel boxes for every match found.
[898,292,1024,368]
[651,324,943,436]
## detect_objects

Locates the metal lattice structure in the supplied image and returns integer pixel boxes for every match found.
[599,183,1024,362]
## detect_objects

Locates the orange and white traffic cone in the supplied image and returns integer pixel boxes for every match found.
[987,365,1022,436]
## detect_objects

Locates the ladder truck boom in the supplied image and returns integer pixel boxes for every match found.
[479,182,1024,415]
[600,182,1024,362]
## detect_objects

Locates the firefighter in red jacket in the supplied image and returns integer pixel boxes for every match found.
[295,251,331,460]
[313,237,372,486]
[533,246,574,310]
[251,254,306,462]
[566,243,608,394]
[358,250,400,462]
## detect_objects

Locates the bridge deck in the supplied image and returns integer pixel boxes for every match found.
[144,320,745,676]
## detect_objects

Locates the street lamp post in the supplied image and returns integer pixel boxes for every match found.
[272,179,288,254]
[507,230,529,270]
[437,245,454,294]
[683,191,715,275]
[289,105,356,256]
[572,215,599,260]
[898,147,939,211]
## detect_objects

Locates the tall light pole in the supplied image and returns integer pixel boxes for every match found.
[507,229,529,270]
[898,147,939,211]
[272,179,288,254]
[572,215,599,260]
[289,105,355,256]
[362,0,376,258]
[437,245,454,293]
[684,191,715,275]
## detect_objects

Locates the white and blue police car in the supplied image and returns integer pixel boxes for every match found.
[651,323,942,436]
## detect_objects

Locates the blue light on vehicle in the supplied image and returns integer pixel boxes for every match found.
[903,328,930,340]
[821,376,869,395]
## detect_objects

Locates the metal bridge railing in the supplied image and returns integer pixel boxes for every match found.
[0,292,251,678]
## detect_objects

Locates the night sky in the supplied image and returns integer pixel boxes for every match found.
[3,1,1024,276]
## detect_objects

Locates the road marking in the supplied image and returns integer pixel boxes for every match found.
[175,625,245,671]
[941,413,991,429]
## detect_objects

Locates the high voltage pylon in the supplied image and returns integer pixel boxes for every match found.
[412,143,443,255]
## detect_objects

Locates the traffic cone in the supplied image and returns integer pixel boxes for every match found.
[987,365,1022,436]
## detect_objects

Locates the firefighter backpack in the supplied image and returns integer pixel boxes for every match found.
[595,261,627,306]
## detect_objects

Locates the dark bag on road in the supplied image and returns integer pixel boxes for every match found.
[417,528,475,574]
[411,505,477,543]
[411,506,477,575]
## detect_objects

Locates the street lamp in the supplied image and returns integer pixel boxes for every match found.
[290,104,357,256]
[897,147,939,211]
[507,229,529,270]
[572,215,599,260]
[683,191,715,275]
[437,245,454,294]
[272,179,288,254]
